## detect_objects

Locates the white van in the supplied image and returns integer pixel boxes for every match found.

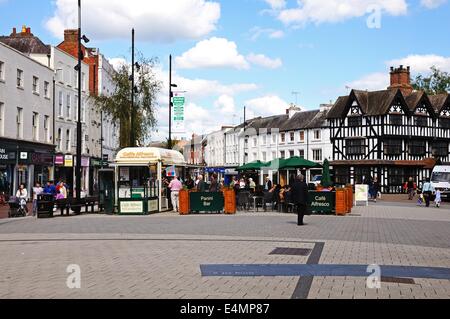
[430,166,450,200]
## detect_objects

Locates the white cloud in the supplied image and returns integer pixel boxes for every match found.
[421,0,447,9]
[214,94,236,115]
[175,37,249,70]
[46,0,220,42]
[247,53,283,69]
[264,0,286,10]
[346,72,389,91]
[345,54,450,93]
[387,54,450,73]
[274,0,408,26]
[108,58,128,71]
[249,27,285,41]
[245,95,290,118]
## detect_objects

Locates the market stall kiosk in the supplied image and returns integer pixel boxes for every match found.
[113,147,186,214]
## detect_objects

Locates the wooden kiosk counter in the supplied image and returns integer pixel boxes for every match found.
[113,147,186,214]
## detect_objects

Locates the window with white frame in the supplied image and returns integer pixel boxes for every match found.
[290,132,295,143]
[66,94,71,119]
[17,69,23,88]
[262,135,267,145]
[57,128,62,150]
[313,130,321,141]
[299,149,305,159]
[32,112,39,141]
[44,116,50,142]
[280,151,286,159]
[82,72,86,91]
[16,107,23,139]
[289,150,295,158]
[0,61,4,81]
[58,91,63,117]
[32,76,39,93]
[299,131,305,143]
[44,81,49,98]
[0,102,4,136]
[281,133,285,143]
[253,137,257,147]
[81,99,85,122]
[66,129,71,152]
[313,149,322,161]
[262,152,267,162]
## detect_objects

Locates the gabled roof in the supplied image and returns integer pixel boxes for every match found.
[0,34,50,55]
[327,89,404,118]
[280,110,328,131]
[327,96,349,118]
[429,94,449,113]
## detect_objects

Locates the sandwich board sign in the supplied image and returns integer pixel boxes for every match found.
[355,184,369,206]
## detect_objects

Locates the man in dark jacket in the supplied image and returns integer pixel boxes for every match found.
[291,175,309,226]
[196,175,206,192]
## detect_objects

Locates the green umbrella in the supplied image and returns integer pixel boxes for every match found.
[321,159,332,188]
[279,157,322,170]
[236,160,268,171]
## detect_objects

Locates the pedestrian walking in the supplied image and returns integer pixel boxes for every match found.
[406,177,415,200]
[32,182,43,217]
[16,184,28,214]
[435,189,442,208]
[291,175,309,226]
[370,177,380,202]
[422,179,435,208]
[168,175,183,213]
[264,177,272,191]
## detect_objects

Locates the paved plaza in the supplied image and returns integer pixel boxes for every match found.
[0,202,449,299]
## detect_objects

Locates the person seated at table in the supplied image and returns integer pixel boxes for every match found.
[248,178,256,193]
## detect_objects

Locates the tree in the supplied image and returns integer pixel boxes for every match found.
[412,66,450,95]
[93,54,161,148]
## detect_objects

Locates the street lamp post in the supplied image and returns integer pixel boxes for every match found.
[168,55,178,149]
[76,0,89,201]
[130,29,135,147]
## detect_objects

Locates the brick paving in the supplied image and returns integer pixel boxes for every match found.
[0,203,449,299]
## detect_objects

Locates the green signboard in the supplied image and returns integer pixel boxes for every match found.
[172,93,185,133]
[308,191,335,214]
[190,192,224,212]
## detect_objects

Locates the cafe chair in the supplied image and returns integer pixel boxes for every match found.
[237,191,251,211]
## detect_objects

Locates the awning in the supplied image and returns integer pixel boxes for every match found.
[236,160,269,171]
[115,147,186,166]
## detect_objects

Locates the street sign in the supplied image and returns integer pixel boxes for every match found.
[172,92,185,134]
[355,184,369,206]
[190,192,224,212]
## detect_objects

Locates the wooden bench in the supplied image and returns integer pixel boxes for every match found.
[56,198,84,216]
[84,196,100,214]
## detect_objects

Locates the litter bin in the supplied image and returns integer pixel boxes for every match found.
[37,194,55,219]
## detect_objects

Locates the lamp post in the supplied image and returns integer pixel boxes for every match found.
[168,55,178,149]
[76,0,89,201]
[129,29,140,147]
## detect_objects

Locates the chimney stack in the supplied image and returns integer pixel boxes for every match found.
[64,29,79,43]
[388,65,413,96]
[12,28,16,35]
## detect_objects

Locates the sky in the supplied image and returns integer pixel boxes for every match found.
[0,0,450,141]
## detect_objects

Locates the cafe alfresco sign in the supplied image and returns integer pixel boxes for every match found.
[308,191,335,214]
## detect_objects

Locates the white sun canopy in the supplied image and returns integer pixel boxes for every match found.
[115,147,186,166]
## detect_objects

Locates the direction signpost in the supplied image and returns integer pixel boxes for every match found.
[172,92,185,134]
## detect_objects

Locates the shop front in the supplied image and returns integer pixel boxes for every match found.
[0,138,55,196]
[54,154,74,195]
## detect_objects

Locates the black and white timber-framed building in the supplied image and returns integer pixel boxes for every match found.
[327,66,450,193]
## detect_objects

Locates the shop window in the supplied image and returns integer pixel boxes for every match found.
[335,167,350,185]
[346,139,365,155]
[388,168,404,187]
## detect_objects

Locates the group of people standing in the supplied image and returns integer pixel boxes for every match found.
[12,180,69,217]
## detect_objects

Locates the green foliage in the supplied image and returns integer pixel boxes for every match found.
[412,66,450,95]
[93,53,162,148]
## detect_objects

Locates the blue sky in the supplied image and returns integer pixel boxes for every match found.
[1,0,449,139]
